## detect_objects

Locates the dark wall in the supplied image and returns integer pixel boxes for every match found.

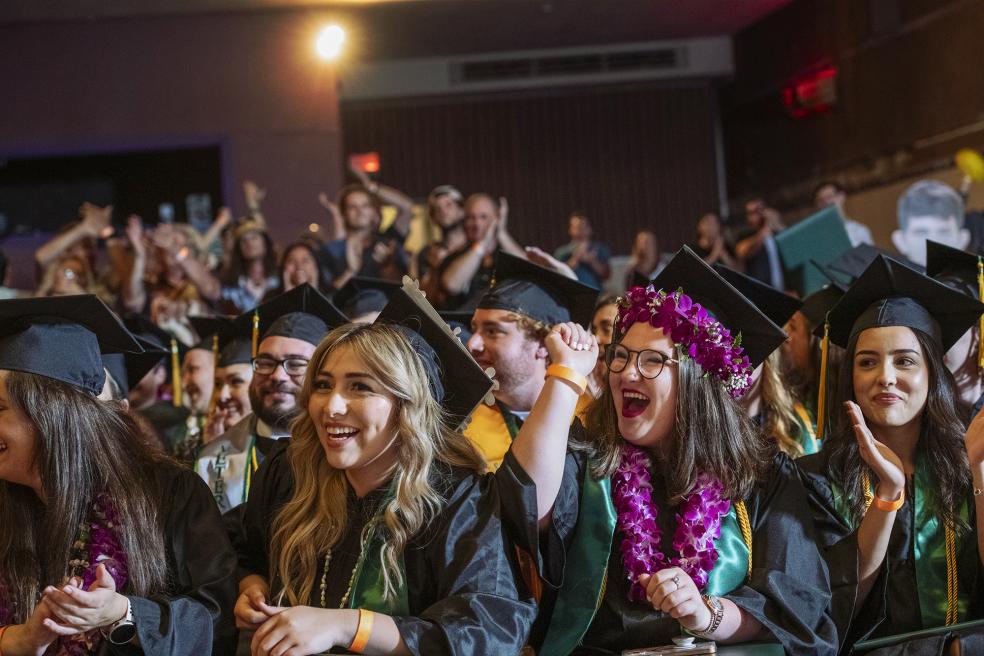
[342,81,720,255]
[0,10,344,245]
[723,0,984,206]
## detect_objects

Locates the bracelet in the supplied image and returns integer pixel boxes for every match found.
[873,487,905,512]
[348,609,375,653]
[545,364,588,396]
[0,624,9,656]
[974,487,982,496]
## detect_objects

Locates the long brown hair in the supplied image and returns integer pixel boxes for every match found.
[269,323,485,605]
[0,372,169,622]
[578,343,770,502]
[825,329,972,532]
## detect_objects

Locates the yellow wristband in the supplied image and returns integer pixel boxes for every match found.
[545,364,588,396]
[873,487,905,512]
[348,609,375,653]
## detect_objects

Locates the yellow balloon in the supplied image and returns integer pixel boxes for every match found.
[956,148,984,182]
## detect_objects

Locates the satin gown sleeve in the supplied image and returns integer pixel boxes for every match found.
[115,465,239,656]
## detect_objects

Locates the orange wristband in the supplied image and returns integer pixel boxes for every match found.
[873,487,905,512]
[545,364,588,396]
[348,609,375,653]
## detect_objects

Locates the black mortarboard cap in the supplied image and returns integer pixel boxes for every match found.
[628,269,654,290]
[0,295,143,395]
[332,277,401,321]
[824,244,921,285]
[478,252,598,327]
[189,315,252,367]
[925,240,981,299]
[648,247,788,368]
[232,283,348,350]
[799,285,846,328]
[189,315,234,352]
[713,264,803,329]
[377,278,493,430]
[101,336,169,397]
[821,255,984,350]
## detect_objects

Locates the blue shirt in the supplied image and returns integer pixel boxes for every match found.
[553,241,610,289]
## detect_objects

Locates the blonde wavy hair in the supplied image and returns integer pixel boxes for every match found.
[269,322,485,605]
[760,350,805,457]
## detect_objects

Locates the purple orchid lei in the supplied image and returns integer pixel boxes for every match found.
[616,285,753,398]
[613,443,732,603]
[0,494,128,656]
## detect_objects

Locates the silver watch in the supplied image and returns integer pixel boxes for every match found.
[693,594,724,637]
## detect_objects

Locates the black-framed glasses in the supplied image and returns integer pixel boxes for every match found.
[251,357,310,377]
[605,344,677,379]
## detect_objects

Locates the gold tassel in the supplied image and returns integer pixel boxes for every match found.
[170,338,182,407]
[735,500,753,579]
[945,523,959,625]
[977,258,983,369]
[816,317,831,442]
[206,334,220,417]
[251,310,260,359]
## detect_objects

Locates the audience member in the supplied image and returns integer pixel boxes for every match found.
[735,197,785,289]
[892,179,970,266]
[553,211,611,289]
[623,229,661,288]
[813,181,874,247]
[691,212,739,268]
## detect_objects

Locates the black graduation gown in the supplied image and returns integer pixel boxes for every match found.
[234,444,536,655]
[112,464,238,656]
[796,449,984,654]
[501,444,838,656]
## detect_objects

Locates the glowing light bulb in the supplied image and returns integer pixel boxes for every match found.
[316,24,345,61]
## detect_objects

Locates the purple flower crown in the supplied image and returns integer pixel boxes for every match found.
[616,285,753,398]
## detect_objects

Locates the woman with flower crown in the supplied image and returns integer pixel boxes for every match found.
[0,295,237,656]
[506,247,837,655]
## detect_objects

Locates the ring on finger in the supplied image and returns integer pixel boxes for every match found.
[671,574,681,590]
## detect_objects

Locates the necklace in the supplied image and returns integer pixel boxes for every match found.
[613,443,731,602]
[318,549,363,609]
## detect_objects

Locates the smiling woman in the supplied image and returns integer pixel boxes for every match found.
[0,295,238,656]
[232,282,536,656]
[796,255,984,651]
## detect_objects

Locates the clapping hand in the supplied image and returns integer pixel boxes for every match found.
[41,564,128,635]
[847,401,905,501]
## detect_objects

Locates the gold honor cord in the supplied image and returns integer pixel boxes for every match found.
[977,258,984,369]
[860,472,958,625]
[251,310,260,359]
[734,500,753,579]
[207,334,220,416]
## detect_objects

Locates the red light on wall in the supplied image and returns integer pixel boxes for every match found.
[349,152,380,174]
[782,66,837,119]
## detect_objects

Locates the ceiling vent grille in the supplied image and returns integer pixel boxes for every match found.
[453,47,683,85]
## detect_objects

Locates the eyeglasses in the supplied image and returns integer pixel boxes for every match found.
[605,344,677,379]
[251,357,310,377]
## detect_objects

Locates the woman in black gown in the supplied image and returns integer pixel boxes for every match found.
[505,248,838,655]
[0,295,237,656]
[796,256,984,653]
[233,281,535,655]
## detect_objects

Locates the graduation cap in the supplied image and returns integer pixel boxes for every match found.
[627,269,654,291]
[713,264,803,329]
[799,284,845,328]
[921,240,984,370]
[332,277,401,322]
[189,315,252,368]
[822,244,921,285]
[439,306,476,346]
[813,255,984,440]
[232,283,348,357]
[0,294,143,396]
[123,314,187,406]
[649,247,787,369]
[478,252,598,328]
[377,278,493,430]
[101,336,170,398]
[773,206,852,296]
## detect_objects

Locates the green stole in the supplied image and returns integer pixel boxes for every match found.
[791,402,820,456]
[538,470,751,656]
[830,461,974,627]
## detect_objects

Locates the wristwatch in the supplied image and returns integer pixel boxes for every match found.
[105,597,137,645]
[691,594,724,638]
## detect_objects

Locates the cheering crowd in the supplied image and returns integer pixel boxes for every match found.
[0,169,981,656]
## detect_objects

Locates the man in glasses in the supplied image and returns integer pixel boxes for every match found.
[195,284,347,512]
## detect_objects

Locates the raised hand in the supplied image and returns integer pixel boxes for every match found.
[545,322,599,380]
[79,202,113,239]
[345,236,364,275]
[525,246,578,281]
[847,401,905,499]
[124,215,146,257]
[498,196,509,232]
[638,568,711,632]
[243,180,266,208]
